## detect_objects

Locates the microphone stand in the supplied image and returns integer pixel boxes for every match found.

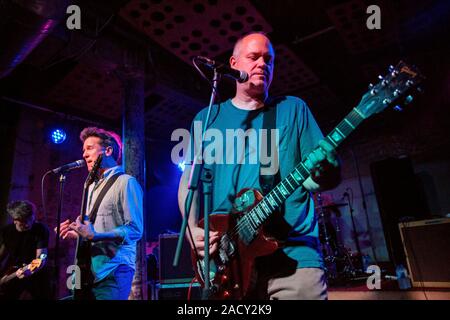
[54,171,67,298]
[173,69,221,300]
[200,168,213,300]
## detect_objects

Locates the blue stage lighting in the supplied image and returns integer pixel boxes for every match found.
[178,161,186,172]
[51,129,66,144]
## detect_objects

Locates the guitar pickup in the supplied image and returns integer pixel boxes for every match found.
[218,234,236,264]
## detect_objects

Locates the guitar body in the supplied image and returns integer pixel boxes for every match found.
[73,238,94,299]
[194,188,278,299]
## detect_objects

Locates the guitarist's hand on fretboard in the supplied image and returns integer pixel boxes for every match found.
[15,266,30,279]
[12,258,43,280]
[305,140,339,172]
[303,140,341,191]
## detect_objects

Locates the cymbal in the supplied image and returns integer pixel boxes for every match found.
[315,203,348,210]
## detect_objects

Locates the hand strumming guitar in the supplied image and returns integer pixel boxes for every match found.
[56,217,96,241]
[190,226,220,258]
[69,216,97,241]
[55,219,78,240]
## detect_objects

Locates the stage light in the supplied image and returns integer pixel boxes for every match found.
[51,129,66,144]
[178,161,186,172]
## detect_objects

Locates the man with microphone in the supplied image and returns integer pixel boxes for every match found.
[178,32,341,300]
[57,127,143,300]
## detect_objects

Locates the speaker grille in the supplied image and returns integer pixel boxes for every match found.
[158,233,196,284]
[399,219,450,287]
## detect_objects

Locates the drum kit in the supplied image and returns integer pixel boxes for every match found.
[314,193,365,285]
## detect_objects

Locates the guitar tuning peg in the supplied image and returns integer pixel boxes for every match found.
[368,83,374,89]
[378,75,384,80]
[406,80,414,87]
[393,89,400,97]
[388,65,395,72]
[393,105,403,112]
[417,87,423,93]
[404,95,413,105]
[383,98,391,105]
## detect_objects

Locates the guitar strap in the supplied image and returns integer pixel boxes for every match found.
[87,172,124,223]
[259,98,280,195]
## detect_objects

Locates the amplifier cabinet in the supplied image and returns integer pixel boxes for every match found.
[399,218,450,288]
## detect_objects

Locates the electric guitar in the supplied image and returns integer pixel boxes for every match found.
[72,154,102,299]
[192,61,424,299]
[0,257,45,288]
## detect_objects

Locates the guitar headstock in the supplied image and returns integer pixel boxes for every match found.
[85,153,103,187]
[356,61,424,118]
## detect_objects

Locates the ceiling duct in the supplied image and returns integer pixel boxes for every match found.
[0,0,69,79]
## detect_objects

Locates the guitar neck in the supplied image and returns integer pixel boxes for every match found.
[79,184,90,221]
[2,272,18,283]
[0,265,28,285]
[236,108,366,244]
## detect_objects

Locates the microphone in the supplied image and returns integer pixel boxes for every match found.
[51,159,85,174]
[195,56,249,83]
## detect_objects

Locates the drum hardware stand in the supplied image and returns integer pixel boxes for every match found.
[316,193,359,285]
[343,190,364,273]
[317,193,338,281]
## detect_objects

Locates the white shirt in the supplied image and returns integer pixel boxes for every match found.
[86,165,143,282]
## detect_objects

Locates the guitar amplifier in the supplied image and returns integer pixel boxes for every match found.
[155,282,202,300]
[158,233,196,284]
[399,218,450,288]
